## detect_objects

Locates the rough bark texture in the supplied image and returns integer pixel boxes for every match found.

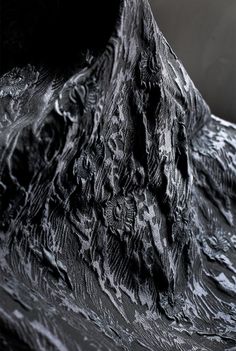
[0,1,236,350]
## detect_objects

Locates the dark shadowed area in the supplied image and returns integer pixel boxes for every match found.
[0,0,120,73]
[149,0,236,123]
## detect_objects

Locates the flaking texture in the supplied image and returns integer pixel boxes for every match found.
[0,1,235,350]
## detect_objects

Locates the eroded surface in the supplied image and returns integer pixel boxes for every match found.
[0,1,235,350]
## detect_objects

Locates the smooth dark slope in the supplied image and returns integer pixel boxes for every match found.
[0,0,236,350]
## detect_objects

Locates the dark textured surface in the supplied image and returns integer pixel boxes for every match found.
[0,0,236,350]
[149,0,236,123]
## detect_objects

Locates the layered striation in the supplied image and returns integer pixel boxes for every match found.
[0,1,236,350]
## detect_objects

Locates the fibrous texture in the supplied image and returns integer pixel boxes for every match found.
[0,1,236,350]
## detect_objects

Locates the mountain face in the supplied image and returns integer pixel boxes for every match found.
[0,0,235,350]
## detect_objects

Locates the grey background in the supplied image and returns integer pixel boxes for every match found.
[149,0,236,123]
